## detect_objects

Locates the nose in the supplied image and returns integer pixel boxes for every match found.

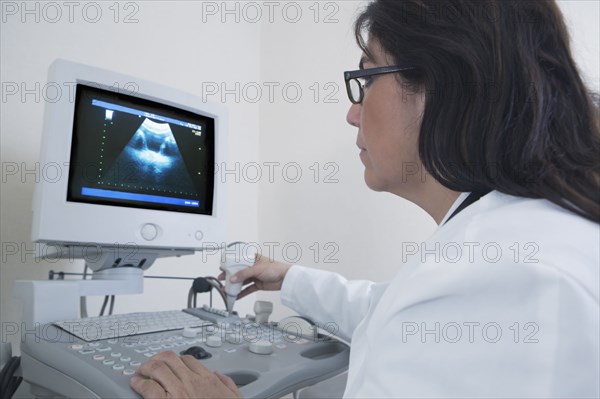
[346,103,360,128]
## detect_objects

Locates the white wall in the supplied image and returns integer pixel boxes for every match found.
[0,1,262,352]
[559,0,600,92]
[1,0,598,351]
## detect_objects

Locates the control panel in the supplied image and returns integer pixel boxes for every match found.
[20,305,349,399]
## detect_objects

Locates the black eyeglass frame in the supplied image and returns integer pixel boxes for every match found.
[344,66,416,104]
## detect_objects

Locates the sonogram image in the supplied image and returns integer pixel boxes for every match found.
[102,118,197,195]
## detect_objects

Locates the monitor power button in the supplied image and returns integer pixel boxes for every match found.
[140,223,158,241]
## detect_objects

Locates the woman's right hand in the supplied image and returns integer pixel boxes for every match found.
[217,254,291,300]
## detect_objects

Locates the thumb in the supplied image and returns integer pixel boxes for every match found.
[230,267,254,283]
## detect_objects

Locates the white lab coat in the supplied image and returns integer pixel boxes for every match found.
[281,191,600,398]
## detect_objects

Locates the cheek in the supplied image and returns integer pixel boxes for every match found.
[384,138,418,182]
[369,117,421,173]
[360,84,424,174]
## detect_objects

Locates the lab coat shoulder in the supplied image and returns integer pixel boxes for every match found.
[460,191,599,300]
[346,192,600,397]
[393,191,599,305]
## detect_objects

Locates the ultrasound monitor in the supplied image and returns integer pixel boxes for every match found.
[31,59,227,253]
[68,84,214,216]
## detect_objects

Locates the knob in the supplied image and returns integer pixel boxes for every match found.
[226,332,243,345]
[254,301,273,324]
[206,335,222,348]
[182,327,198,338]
[249,340,273,355]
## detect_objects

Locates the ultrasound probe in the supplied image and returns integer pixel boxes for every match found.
[220,252,255,313]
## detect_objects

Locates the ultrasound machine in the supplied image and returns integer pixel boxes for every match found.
[11,60,349,398]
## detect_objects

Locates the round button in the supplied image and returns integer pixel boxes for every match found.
[249,340,273,355]
[195,231,204,241]
[206,335,222,348]
[140,223,158,241]
[226,333,242,345]
[182,327,198,338]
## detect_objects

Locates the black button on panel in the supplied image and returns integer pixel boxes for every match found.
[181,346,212,360]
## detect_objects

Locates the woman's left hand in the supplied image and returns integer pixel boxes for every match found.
[130,351,243,399]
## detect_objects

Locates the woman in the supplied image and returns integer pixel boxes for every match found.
[131,0,599,397]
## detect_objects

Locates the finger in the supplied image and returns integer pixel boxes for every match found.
[130,374,167,399]
[180,354,212,375]
[230,266,258,284]
[180,357,234,397]
[217,271,225,281]
[146,351,193,383]
[215,371,242,397]
[136,355,183,392]
[237,284,259,300]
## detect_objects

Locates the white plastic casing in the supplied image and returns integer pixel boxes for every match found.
[206,335,223,348]
[254,301,273,324]
[31,59,228,250]
[249,340,274,355]
[220,253,255,312]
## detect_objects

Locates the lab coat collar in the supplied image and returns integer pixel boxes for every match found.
[439,192,471,226]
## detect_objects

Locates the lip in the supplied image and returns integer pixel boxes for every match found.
[358,146,366,157]
[359,148,366,161]
[357,138,366,153]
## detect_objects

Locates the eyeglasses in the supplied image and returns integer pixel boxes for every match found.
[344,66,416,104]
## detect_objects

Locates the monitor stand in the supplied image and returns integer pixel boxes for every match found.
[14,244,194,325]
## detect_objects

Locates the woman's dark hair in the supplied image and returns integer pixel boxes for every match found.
[355,0,600,223]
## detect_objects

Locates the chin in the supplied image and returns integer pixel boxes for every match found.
[363,172,386,192]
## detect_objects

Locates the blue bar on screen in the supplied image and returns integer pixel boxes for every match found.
[91,99,203,130]
[81,187,200,208]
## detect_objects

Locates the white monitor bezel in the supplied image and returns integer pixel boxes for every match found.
[31,59,227,251]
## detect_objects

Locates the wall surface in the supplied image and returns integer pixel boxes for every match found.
[0,1,263,352]
[1,0,598,352]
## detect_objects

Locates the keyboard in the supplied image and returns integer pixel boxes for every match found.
[53,310,212,342]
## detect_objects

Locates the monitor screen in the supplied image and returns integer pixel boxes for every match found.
[67,84,215,215]
[32,59,227,250]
